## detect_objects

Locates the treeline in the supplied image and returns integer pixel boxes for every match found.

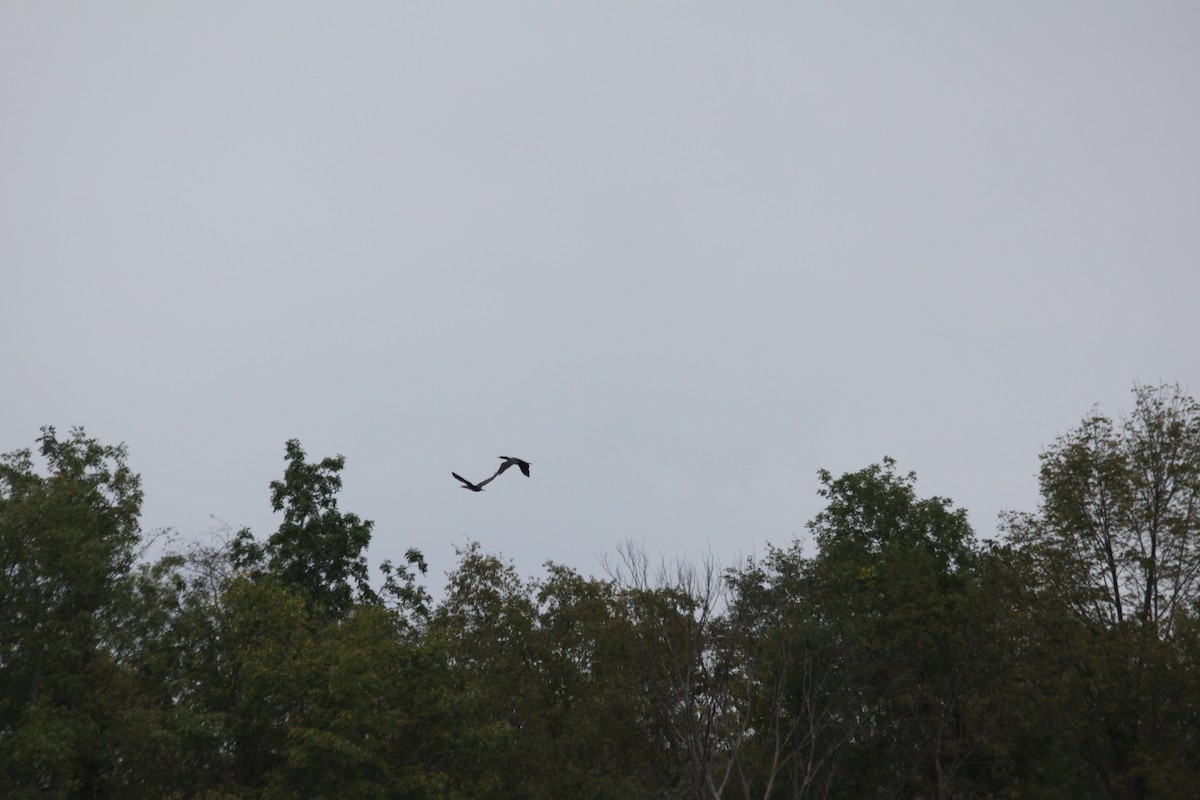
[2,384,1199,799]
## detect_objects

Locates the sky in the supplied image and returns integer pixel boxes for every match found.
[3,3,1198,594]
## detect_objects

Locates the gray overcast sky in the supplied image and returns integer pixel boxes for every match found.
[3,3,1198,590]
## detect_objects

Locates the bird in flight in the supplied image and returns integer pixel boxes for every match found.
[496,456,531,478]
[452,471,497,492]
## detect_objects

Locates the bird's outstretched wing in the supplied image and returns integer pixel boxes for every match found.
[475,473,497,489]
[452,472,475,489]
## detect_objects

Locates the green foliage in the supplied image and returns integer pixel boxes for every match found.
[421,542,676,799]
[1003,384,1200,798]
[234,439,376,620]
[3,386,1199,798]
[0,427,153,798]
[773,460,1009,798]
[1014,384,1200,630]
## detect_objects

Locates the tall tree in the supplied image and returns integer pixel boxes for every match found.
[800,459,1008,799]
[234,439,375,619]
[425,542,676,799]
[531,562,672,798]
[608,543,730,799]
[722,540,880,800]
[0,427,149,798]
[1016,384,1200,631]
[1005,384,1200,797]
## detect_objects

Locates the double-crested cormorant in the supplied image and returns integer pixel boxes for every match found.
[496,456,531,477]
[452,471,496,492]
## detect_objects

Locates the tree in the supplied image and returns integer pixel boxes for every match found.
[131,440,438,799]
[0,427,154,798]
[233,439,375,620]
[1005,384,1200,797]
[798,459,1010,799]
[530,562,672,798]
[422,541,542,797]
[1014,384,1200,632]
[607,543,728,799]
[721,540,875,800]
[422,542,677,799]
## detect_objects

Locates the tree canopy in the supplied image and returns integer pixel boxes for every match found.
[2,385,1198,798]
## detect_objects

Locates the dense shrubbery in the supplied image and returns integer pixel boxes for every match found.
[3,385,1199,799]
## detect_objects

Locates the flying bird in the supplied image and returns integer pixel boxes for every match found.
[452,471,496,492]
[496,456,531,477]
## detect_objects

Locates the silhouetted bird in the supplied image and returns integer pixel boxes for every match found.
[496,456,531,477]
[452,471,496,492]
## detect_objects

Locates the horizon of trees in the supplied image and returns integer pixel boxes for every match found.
[2,383,1198,799]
